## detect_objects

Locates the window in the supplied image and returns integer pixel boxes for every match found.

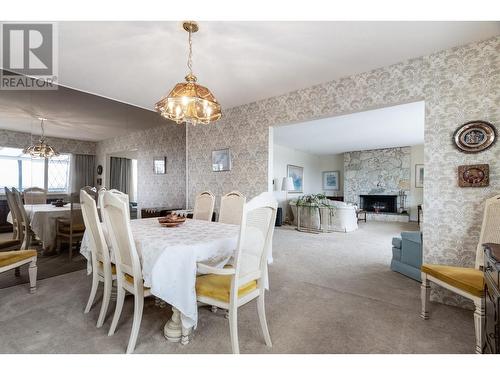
[0,147,71,194]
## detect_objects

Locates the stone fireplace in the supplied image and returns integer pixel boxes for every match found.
[360,194,397,213]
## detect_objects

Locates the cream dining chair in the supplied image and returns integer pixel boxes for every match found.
[80,190,116,328]
[23,187,47,205]
[421,194,500,354]
[12,188,36,250]
[195,192,278,354]
[5,187,22,243]
[99,189,130,221]
[102,191,151,354]
[193,191,215,221]
[219,191,246,225]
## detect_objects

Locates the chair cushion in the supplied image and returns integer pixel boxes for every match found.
[196,274,257,303]
[0,250,37,268]
[58,223,86,234]
[123,273,150,290]
[98,261,116,275]
[421,263,484,297]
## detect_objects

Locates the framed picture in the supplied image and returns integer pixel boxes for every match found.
[153,157,166,174]
[458,164,489,187]
[287,164,303,193]
[212,148,231,172]
[323,171,340,190]
[415,164,424,188]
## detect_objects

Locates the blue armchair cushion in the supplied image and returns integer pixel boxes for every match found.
[390,231,423,282]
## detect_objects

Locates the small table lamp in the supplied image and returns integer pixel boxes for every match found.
[282,177,294,224]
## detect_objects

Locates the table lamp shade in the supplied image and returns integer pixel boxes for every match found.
[282,177,294,192]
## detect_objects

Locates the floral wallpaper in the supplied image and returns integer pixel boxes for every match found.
[0,128,96,155]
[187,36,500,307]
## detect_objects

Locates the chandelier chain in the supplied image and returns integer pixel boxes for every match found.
[187,29,193,75]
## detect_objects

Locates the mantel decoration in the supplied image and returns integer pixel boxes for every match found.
[458,164,489,187]
[453,120,496,153]
[155,21,222,125]
[23,117,59,158]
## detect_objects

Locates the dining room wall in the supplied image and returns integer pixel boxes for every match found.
[186,36,500,308]
[95,120,186,213]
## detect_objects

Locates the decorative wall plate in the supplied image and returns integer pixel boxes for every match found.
[458,164,489,187]
[453,120,496,153]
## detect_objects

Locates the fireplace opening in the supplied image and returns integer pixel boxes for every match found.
[359,195,397,213]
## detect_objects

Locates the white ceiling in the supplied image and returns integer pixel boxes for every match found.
[56,21,500,111]
[273,101,425,154]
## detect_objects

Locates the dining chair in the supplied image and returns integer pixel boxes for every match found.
[23,187,47,205]
[102,191,151,354]
[193,191,215,221]
[80,190,116,328]
[219,191,246,225]
[4,187,22,243]
[55,192,86,260]
[81,186,98,202]
[100,189,130,221]
[195,192,278,354]
[421,194,500,354]
[12,188,36,250]
[0,249,37,293]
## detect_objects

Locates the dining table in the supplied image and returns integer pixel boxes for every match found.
[80,217,242,345]
[7,203,78,251]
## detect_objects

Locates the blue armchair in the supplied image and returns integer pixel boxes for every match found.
[390,231,422,281]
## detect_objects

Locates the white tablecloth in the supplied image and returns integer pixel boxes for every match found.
[7,204,77,249]
[80,218,240,329]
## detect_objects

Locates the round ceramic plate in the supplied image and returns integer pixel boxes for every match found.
[453,120,496,153]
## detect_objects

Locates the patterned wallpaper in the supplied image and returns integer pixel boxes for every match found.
[344,147,411,205]
[0,128,96,155]
[96,120,186,212]
[187,36,500,307]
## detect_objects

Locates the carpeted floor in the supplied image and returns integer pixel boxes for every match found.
[0,221,475,354]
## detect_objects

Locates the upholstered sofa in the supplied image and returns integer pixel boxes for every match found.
[390,231,422,281]
[289,199,358,232]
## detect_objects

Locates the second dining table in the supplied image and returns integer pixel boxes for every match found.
[80,217,240,344]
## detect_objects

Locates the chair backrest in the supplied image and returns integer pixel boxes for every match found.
[232,192,277,287]
[475,194,500,269]
[108,189,130,220]
[101,191,141,282]
[80,190,110,268]
[81,186,98,202]
[193,191,215,221]
[12,187,30,227]
[69,192,84,227]
[23,187,47,205]
[5,187,22,240]
[219,191,246,225]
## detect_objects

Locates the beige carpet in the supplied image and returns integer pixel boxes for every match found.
[0,221,475,354]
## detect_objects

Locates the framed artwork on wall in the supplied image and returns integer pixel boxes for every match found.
[153,157,166,174]
[287,164,303,193]
[458,164,489,187]
[323,171,340,190]
[415,164,424,188]
[453,120,496,153]
[212,148,231,172]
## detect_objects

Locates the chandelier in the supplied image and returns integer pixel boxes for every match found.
[23,117,59,158]
[155,21,222,125]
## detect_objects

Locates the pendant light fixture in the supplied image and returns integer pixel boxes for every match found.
[23,117,59,158]
[155,21,222,125]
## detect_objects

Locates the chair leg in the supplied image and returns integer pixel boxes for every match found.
[126,293,144,354]
[228,305,239,354]
[69,234,73,261]
[28,259,37,294]
[108,284,125,336]
[420,272,430,319]
[474,299,485,354]
[97,277,112,328]
[257,293,272,347]
[84,272,100,314]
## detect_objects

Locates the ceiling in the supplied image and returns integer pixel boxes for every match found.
[55,21,500,111]
[273,101,425,154]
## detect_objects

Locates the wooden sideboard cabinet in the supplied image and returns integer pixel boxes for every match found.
[483,243,500,354]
